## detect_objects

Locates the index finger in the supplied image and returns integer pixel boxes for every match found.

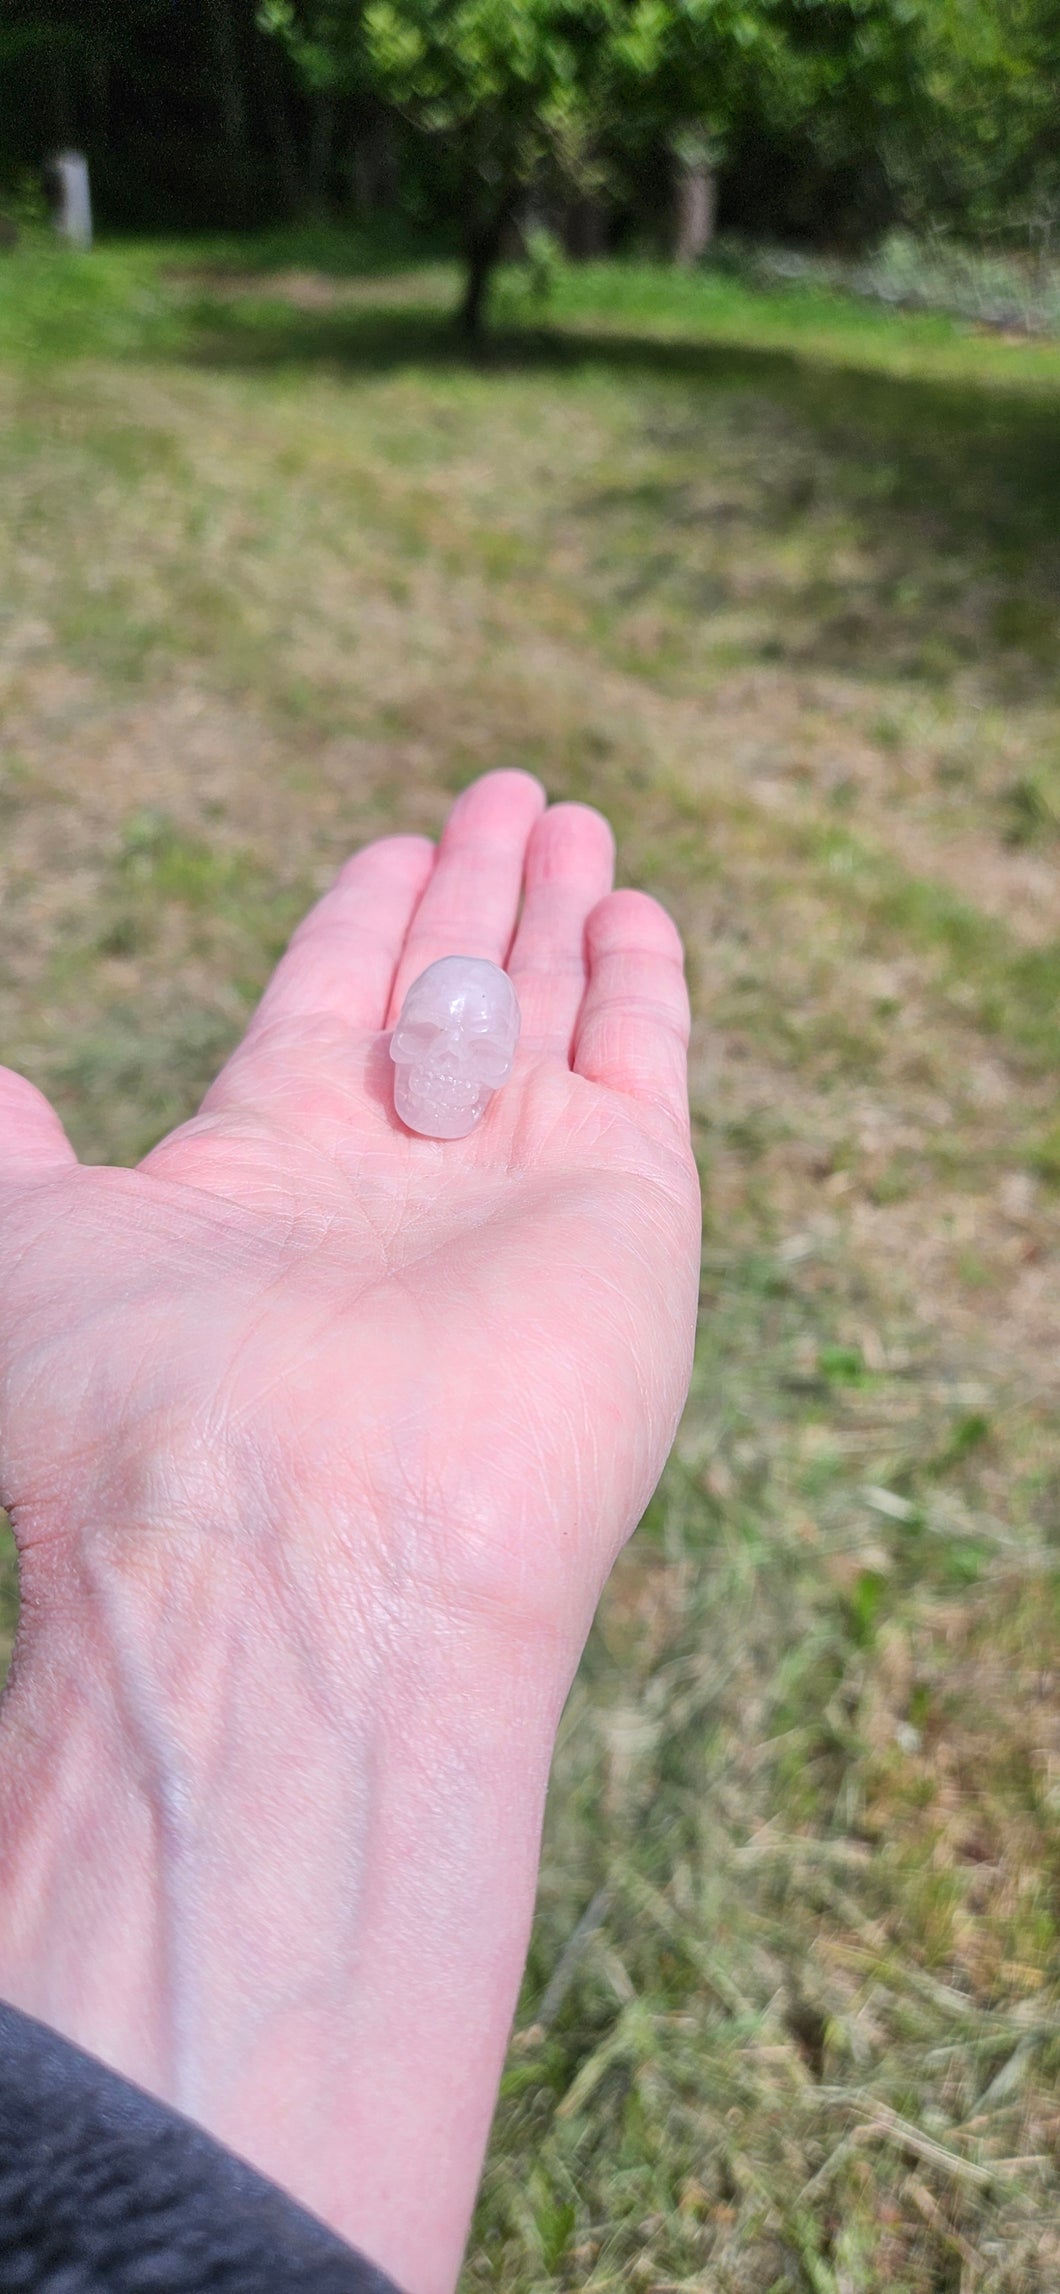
[243,835,436,1041]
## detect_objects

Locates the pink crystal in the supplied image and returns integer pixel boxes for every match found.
[390,956,521,1139]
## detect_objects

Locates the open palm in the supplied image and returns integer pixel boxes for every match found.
[0,771,699,1652]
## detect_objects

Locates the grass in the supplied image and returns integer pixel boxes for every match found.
[1,228,1059,2289]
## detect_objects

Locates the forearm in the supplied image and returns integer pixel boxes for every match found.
[0,1522,571,2294]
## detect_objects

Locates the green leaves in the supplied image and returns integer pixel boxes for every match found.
[268,0,805,180]
[363,0,587,126]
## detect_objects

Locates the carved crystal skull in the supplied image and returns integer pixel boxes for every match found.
[390,955,521,1139]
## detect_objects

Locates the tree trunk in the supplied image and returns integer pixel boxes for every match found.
[307,92,334,212]
[459,204,509,343]
[88,47,110,156]
[208,0,251,222]
[674,159,716,267]
[256,30,303,215]
[351,113,398,215]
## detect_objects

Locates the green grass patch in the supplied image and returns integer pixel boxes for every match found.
[0,234,185,364]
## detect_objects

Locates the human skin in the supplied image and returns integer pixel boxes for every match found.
[0,770,701,2294]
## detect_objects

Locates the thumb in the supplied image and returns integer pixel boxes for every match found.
[0,1069,78,1177]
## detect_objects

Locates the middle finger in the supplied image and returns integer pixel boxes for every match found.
[386,769,546,1023]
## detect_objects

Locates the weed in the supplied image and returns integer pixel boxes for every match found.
[1001,767,1060,846]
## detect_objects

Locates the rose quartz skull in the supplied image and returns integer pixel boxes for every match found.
[390,955,521,1139]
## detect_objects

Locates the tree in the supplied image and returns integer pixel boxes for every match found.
[265,0,592,334]
[263,0,803,334]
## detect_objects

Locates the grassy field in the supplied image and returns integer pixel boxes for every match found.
[1,232,1059,2290]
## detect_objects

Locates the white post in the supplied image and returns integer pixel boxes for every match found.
[675,160,717,267]
[53,152,93,250]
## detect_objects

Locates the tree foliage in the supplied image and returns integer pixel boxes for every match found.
[911,0,1060,232]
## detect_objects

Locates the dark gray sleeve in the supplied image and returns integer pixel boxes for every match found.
[0,2001,405,2293]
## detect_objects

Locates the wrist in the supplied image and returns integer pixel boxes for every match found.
[0,1511,573,2294]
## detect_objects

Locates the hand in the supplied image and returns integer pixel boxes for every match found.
[0,772,700,2294]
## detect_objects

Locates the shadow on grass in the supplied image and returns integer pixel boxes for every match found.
[185,292,1060,537]
[181,291,1060,695]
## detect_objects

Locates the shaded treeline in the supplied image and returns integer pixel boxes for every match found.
[1,0,1058,255]
[0,0,784,242]
[1,0,381,228]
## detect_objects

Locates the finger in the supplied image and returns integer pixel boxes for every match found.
[572,890,691,1128]
[506,803,615,1059]
[0,1069,78,1176]
[387,770,546,1023]
[246,836,435,1039]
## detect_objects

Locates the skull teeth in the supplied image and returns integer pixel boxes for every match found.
[409,1072,479,1110]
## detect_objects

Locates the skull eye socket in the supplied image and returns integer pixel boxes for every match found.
[466,1033,511,1084]
[392,1020,443,1061]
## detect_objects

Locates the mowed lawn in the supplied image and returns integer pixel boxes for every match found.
[1,237,1060,2290]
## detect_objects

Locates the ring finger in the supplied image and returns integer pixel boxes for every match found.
[506,803,615,1060]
